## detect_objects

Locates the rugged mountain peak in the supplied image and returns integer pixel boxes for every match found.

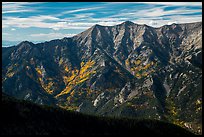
[121,21,135,26]
[92,24,103,29]
[74,24,104,41]
[18,41,34,46]
[90,24,104,36]
[15,41,34,52]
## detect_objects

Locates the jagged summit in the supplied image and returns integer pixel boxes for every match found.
[90,21,136,30]
[121,20,135,25]
[15,41,35,50]
[90,24,104,32]
[92,24,103,27]
[18,41,34,45]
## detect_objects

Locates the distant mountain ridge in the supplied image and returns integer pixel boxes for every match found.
[2,40,43,47]
[2,21,202,134]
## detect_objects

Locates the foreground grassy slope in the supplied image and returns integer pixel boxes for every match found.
[1,94,194,136]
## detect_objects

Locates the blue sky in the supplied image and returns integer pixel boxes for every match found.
[2,2,202,46]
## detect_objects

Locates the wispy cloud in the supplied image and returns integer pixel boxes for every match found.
[3,16,94,30]
[137,2,202,6]
[137,7,201,18]
[2,32,11,36]
[111,6,201,18]
[59,7,103,15]
[30,32,76,40]
[2,2,202,43]
[132,14,202,28]
[109,4,202,27]
[2,2,39,14]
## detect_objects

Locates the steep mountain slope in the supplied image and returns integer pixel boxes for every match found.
[2,21,202,134]
[1,93,195,136]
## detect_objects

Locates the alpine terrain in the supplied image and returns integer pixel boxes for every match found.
[2,21,202,134]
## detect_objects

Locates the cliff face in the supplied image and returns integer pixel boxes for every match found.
[2,21,202,134]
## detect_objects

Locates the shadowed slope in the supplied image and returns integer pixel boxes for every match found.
[1,94,194,136]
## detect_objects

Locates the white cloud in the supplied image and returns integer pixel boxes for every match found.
[2,33,11,36]
[167,21,178,25]
[133,14,202,28]
[2,2,39,14]
[148,20,158,26]
[168,15,202,24]
[112,6,201,19]
[72,13,95,19]
[95,21,123,26]
[3,9,34,14]
[137,2,202,6]
[2,15,96,30]
[145,8,201,18]
[110,5,202,27]
[2,2,202,42]
[59,7,103,15]
[108,2,202,6]
[3,31,77,42]
[30,32,76,41]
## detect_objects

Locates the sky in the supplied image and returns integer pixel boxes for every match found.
[2,2,202,46]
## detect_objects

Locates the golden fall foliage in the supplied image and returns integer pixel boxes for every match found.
[7,66,13,72]
[136,73,141,78]
[58,104,78,111]
[135,60,141,65]
[35,67,54,94]
[35,68,42,75]
[59,58,64,65]
[70,90,75,96]
[196,99,202,105]
[7,72,15,78]
[125,59,129,67]
[6,66,16,78]
[195,99,202,113]
[80,61,85,67]
[165,98,186,128]
[65,66,69,72]
[130,61,156,79]
[42,81,54,94]
[56,60,96,98]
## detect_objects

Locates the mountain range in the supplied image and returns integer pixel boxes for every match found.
[2,21,202,134]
